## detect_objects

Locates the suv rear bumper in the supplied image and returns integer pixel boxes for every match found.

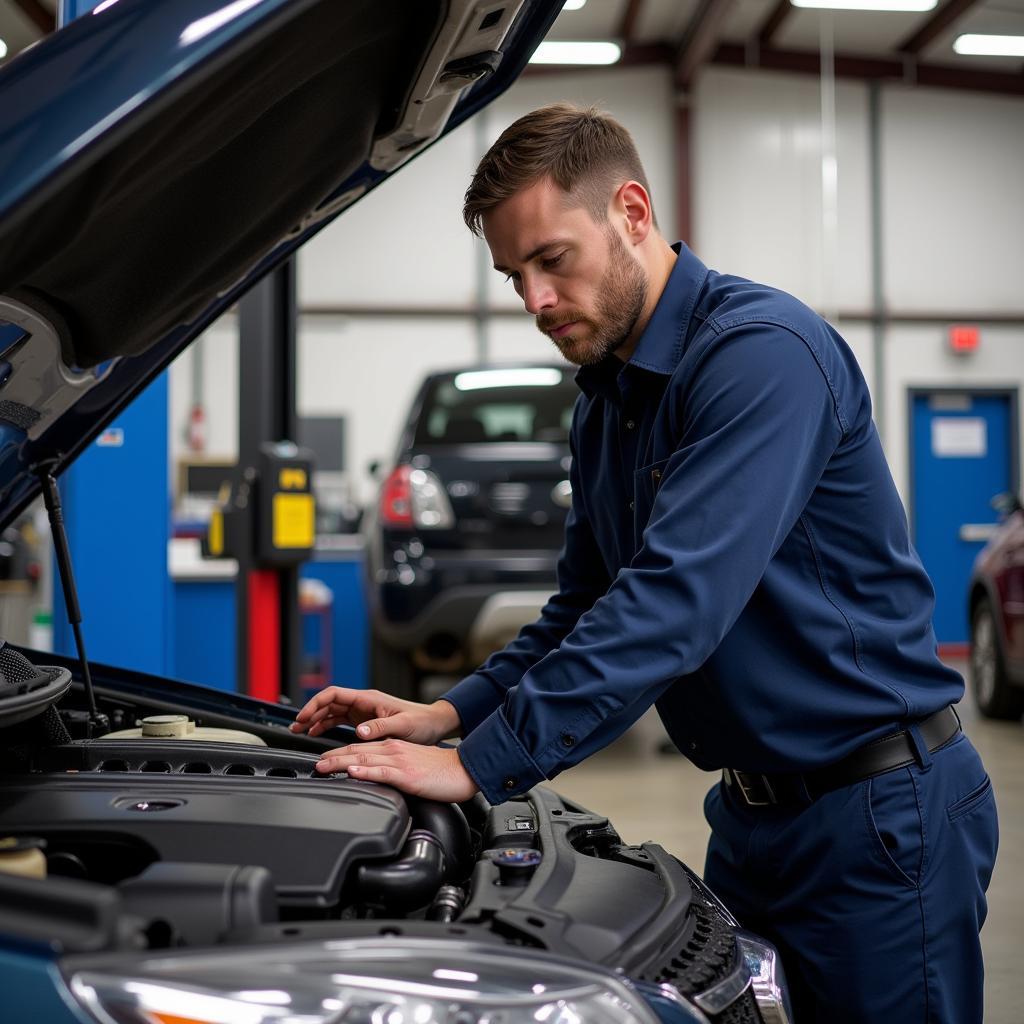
[373,583,552,655]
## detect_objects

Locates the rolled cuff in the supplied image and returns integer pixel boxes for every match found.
[456,705,546,805]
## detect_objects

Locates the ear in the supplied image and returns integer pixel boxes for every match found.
[613,181,653,245]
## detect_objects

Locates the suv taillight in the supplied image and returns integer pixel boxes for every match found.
[379,466,454,530]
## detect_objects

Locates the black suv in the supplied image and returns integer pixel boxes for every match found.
[365,365,578,697]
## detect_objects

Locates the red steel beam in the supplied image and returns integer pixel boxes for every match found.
[896,0,981,55]
[674,102,693,245]
[712,42,1024,96]
[757,0,792,47]
[618,0,645,44]
[11,0,55,35]
[676,0,736,87]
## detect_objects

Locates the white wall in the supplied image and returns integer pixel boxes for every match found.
[169,62,1024,509]
[694,67,872,313]
[693,67,1024,498]
[881,87,1024,314]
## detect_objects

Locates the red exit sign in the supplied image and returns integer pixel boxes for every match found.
[949,325,980,354]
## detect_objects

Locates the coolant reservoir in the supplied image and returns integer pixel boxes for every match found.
[0,837,47,879]
[100,714,266,746]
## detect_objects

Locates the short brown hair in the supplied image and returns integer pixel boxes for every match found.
[463,103,654,235]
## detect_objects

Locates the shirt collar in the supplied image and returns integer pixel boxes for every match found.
[576,242,709,400]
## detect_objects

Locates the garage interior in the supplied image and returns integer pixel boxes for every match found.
[1,0,1022,1019]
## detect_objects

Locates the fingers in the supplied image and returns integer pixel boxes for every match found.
[316,739,402,772]
[290,687,380,733]
[289,687,344,731]
[315,744,478,803]
[354,713,409,741]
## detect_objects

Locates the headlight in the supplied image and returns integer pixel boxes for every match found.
[68,938,663,1024]
[735,934,794,1024]
[679,869,794,1024]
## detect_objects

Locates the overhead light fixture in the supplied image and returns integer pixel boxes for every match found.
[529,41,621,65]
[791,0,936,9]
[0,38,8,60]
[953,33,1024,57]
[562,0,587,10]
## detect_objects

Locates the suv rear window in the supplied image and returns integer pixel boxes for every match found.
[414,368,577,445]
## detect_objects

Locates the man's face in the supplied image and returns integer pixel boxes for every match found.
[483,177,648,366]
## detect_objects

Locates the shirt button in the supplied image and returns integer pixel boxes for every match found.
[503,776,518,791]
[625,419,636,430]
[561,733,576,747]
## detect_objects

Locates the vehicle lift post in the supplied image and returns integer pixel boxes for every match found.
[236,261,304,705]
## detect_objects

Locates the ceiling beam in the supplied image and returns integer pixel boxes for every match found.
[618,0,645,45]
[896,0,981,55]
[712,41,1024,96]
[676,0,736,87]
[756,0,792,48]
[11,0,55,36]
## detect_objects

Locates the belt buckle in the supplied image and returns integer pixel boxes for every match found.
[726,768,777,807]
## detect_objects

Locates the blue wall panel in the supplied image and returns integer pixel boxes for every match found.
[172,580,236,691]
[53,375,171,675]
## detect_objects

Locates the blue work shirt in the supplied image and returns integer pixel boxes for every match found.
[446,242,963,805]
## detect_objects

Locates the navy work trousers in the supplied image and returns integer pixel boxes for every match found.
[703,732,998,1023]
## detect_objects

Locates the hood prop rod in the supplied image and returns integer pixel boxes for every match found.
[35,464,106,737]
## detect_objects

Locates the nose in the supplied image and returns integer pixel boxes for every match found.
[521,274,557,316]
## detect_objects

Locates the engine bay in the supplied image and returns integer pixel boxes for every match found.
[0,658,755,1019]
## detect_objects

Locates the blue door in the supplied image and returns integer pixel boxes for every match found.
[911,391,1016,644]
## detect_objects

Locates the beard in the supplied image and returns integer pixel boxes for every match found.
[536,228,648,367]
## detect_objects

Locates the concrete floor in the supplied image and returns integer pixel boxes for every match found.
[543,660,1021,1024]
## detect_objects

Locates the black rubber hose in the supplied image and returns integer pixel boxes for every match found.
[405,797,474,882]
[356,830,446,912]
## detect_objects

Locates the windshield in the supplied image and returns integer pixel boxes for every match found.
[414,368,577,445]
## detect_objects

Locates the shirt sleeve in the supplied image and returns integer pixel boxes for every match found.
[441,417,614,735]
[457,322,845,803]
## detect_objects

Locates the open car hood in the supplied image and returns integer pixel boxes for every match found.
[0,0,560,528]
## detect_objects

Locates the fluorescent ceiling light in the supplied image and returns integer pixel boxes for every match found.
[953,33,1024,57]
[562,0,587,10]
[454,369,562,391]
[529,41,621,65]
[791,0,936,9]
[0,39,7,60]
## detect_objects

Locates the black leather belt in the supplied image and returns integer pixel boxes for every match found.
[722,706,962,808]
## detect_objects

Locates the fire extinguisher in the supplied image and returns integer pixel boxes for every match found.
[187,403,207,453]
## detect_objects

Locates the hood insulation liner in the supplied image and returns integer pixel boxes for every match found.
[0,0,443,368]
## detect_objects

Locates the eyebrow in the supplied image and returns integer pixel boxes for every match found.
[493,239,569,274]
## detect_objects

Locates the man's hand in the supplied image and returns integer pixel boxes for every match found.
[316,740,478,802]
[289,686,462,745]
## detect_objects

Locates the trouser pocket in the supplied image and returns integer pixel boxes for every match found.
[864,767,924,888]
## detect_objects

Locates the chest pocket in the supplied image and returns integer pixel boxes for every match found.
[633,456,671,551]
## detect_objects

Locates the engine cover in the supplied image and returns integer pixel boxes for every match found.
[0,743,409,910]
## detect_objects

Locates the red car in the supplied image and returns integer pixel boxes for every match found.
[968,492,1024,718]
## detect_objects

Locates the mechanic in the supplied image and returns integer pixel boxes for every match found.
[292,104,997,1022]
